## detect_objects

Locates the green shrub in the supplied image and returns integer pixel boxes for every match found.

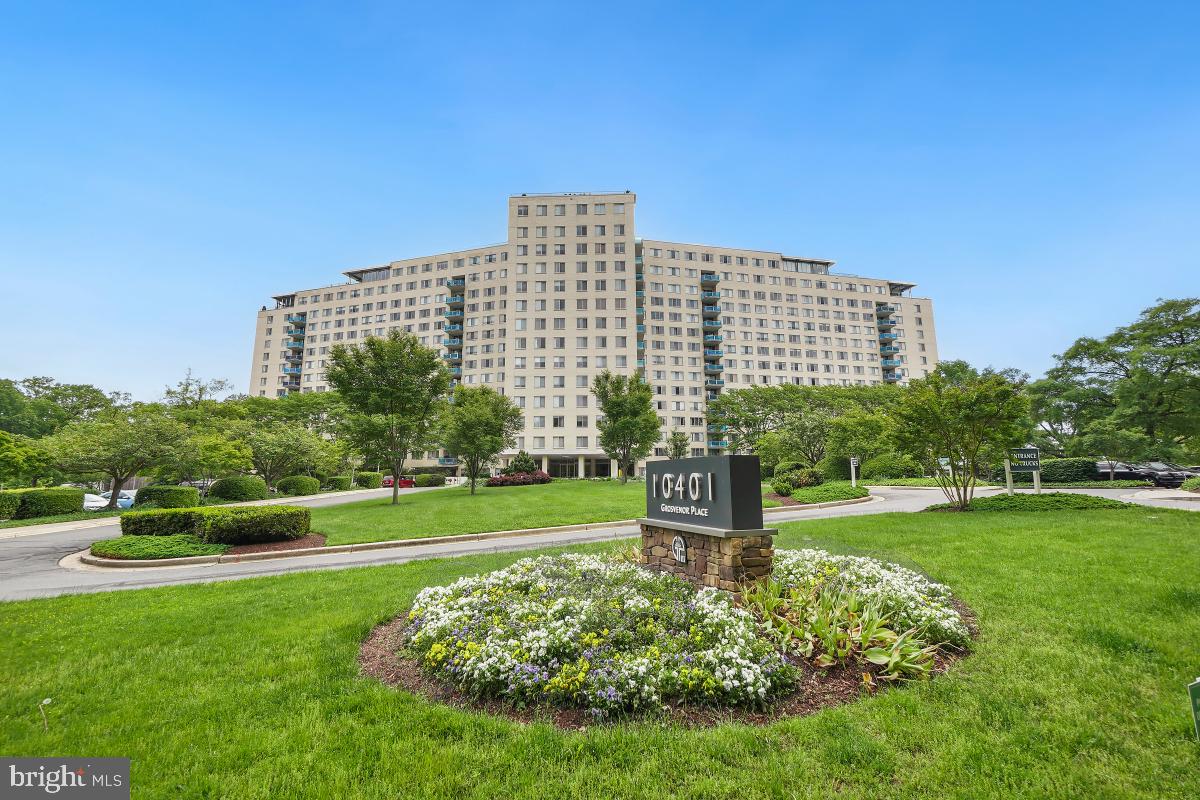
[91,534,228,560]
[4,487,86,519]
[354,472,383,489]
[208,475,268,501]
[134,485,200,509]
[119,505,310,544]
[324,475,352,491]
[507,450,539,475]
[120,508,207,536]
[198,506,310,544]
[861,453,922,480]
[816,455,852,481]
[926,492,1133,513]
[790,481,869,504]
[790,468,824,488]
[770,479,794,497]
[0,492,20,519]
[1179,476,1199,492]
[773,460,807,477]
[1014,457,1098,483]
[276,475,321,496]
[414,473,446,487]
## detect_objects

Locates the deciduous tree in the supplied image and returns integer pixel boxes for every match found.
[440,385,524,494]
[591,371,660,483]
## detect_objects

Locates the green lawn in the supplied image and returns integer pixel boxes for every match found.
[2,507,1198,798]
[316,480,783,545]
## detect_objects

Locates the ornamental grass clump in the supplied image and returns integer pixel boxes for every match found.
[771,549,970,647]
[404,553,795,718]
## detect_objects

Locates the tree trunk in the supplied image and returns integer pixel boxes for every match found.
[106,475,127,510]
[392,469,400,505]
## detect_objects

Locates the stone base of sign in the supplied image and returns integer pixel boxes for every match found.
[637,519,775,592]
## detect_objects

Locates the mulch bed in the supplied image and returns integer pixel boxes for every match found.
[358,599,977,731]
[765,492,806,506]
[226,533,326,555]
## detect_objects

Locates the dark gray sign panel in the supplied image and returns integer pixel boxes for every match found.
[1009,448,1041,473]
[644,455,763,531]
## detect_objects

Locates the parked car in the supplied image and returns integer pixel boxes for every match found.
[1094,461,1149,481]
[1134,462,1192,488]
[1159,462,1200,478]
[381,475,415,488]
[84,491,134,510]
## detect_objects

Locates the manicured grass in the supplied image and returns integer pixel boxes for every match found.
[861,478,998,487]
[790,480,870,504]
[1,508,1197,798]
[90,534,229,560]
[315,481,784,546]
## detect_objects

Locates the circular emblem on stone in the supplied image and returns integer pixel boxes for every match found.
[671,534,688,563]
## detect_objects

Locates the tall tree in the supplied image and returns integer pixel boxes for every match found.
[1045,297,1200,454]
[164,370,234,408]
[893,364,1031,510]
[0,377,122,438]
[325,330,451,504]
[591,371,660,483]
[44,407,188,508]
[665,429,691,460]
[440,385,524,494]
[1070,418,1153,480]
[244,425,332,489]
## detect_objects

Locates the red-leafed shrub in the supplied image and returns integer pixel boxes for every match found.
[485,471,552,487]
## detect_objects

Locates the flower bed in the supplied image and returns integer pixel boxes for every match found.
[404,554,793,718]
[485,470,552,487]
[397,550,972,722]
[772,549,970,646]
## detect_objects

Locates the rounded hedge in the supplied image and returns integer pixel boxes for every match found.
[354,472,383,489]
[134,485,200,509]
[1014,457,1098,483]
[1,487,85,519]
[414,473,446,487]
[861,453,922,480]
[208,475,268,501]
[773,460,807,477]
[324,475,353,491]
[276,475,321,496]
[120,505,310,544]
[770,479,794,497]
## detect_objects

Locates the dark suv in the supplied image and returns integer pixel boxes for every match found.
[1135,462,1193,488]
[1094,461,1151,481]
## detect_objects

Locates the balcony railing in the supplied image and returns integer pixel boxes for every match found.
[703,334,722,343]
[701,291,722,300]
[636,306,645,317]
[285,339,304,349]
[702,319,722,330]
[437,457,459,466]
[705,379,725,387]
[700,273,719,285]
[444,323,463,332]
[444,309,464,319]
[285,328,305,337]
[285,315,306,325]
[879,332,898,340]
[704,364,724,373]
[876,317,896,328]
[443,337,463,348]
[446,278,466,289]
[444,353,461,361]
[707,440,729,448]
[882,372,901,381]
[636,324,645,334]
[446,296,465,307]
[880,359,902,367]
[876,305,897,316]
[282,366,301,375]
[879,345,899,354]
[703,349,723,358]
[449,367,462,376]
[702,305,721,317]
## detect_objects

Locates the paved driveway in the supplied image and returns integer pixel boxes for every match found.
[0,486,1193,601]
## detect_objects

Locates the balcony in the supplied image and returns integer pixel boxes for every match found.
[702,319,722,331]
[282,366,301,375]
[706,392,720,402]
[702,305,721,318]
[444,309,464,319]
[707,440,729,448]
[876,317,896,329]
[285,339,304,349]
[635,272,644,285]
[879,332,898,340]
[636,306,645,317]
[284,353,302,363]
[703,348,723,359]
[879,345,899,354]
[700,272,719,287]
[285,327,305,337]
[880,359,902,367]
[285,314,306,325]
[701,291,722,301]
[437,457,459,466]
[636,324,645,334]
[449,367,462,377]
[705,379,725,387]
[707,423,729,433]
[876,305,898,316]
[446,295,465,308]
[446,278,466,289]
[635,290,645,299]
[637,340,646,350]
[443,337,463,349]
[444,323,463,332]
[444,352,461,362]
[636,359,645,368]
[882,372,901,382]
[703,334,722,343]
[704,364,724,374]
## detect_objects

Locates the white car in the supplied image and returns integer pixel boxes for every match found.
[84,491,135,511]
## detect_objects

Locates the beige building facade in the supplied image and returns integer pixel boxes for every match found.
[249,191,939,476]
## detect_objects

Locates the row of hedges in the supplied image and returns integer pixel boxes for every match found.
[1183,476,1200,493]
[134,485,200,508]
[486,471,552,487]
[324,476,353,491]
[790,481,870,504]
[209,476,269,501]
[120,506,310,544]
[0,488,85,520]
[1013,457,1097,483]
[926,492,1133,513]
[355,472,383,489]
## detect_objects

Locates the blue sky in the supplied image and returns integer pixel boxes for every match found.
[1,1,1196,400]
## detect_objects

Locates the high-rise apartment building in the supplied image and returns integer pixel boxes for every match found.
[250,191,938,476]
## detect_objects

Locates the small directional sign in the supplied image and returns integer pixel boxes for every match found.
[850,457,859,468]
[1008,448,1041,473]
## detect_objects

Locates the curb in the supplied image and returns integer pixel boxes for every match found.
[75,494,882,570]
